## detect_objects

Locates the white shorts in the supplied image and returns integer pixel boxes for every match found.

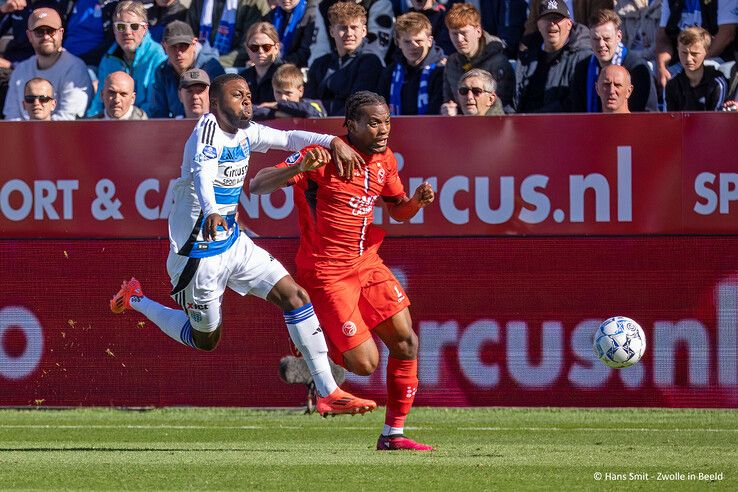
[166,232,289,333]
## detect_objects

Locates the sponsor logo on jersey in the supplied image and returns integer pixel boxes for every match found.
[286,152,301,165]
[348,195,379,216]
[202,145,217,159]
[187,302,209,310]
[342,321,357,337]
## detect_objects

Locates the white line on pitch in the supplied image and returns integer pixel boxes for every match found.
[458,427,738,432]
[0,425,426,431]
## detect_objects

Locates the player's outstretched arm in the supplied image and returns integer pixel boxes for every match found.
[330,137,365,179]
[385,182,435,222]
[250,147,332,195]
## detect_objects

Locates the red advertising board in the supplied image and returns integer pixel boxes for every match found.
[1,114,737,239]
[1,237,736,408]
[0,116,736,408]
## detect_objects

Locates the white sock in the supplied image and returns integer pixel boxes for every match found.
[130,296,197,349]
[283,303,337,397]
[382,425,404,437]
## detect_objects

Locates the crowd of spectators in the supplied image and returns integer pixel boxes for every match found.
[0,0,736,121]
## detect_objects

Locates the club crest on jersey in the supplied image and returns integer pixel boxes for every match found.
[342,321,357,337]
[286,152,301,165]
[202,145,217,159]
[377,167,386,184]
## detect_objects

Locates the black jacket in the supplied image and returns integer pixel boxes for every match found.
[305,43,384,116]
[515,23,593,113]
[665,66,728,111]
[241,62,283,105]
[570,52,658,112]
[378,43,446,115]
[444,32,515,110]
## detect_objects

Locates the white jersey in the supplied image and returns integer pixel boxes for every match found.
[169,113,334,258]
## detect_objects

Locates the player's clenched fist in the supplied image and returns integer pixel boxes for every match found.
[299,147,332,172]
[413,182,435,207]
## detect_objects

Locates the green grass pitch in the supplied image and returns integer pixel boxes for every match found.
[0,407,735,490]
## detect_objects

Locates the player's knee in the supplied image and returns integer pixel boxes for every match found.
[393,331,418,359]
[345,356,379,376]
[279,284,310,312]
[193,328,221,352]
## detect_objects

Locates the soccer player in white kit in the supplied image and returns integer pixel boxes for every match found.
[111,74,376,416]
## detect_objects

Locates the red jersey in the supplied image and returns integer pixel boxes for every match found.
[277,138,406,269]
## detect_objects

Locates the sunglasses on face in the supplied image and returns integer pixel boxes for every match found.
[247,43,275,53]
[32,26,59,38]
[24,95,54,104]
[458,87,488,97]
[115,22,145,32]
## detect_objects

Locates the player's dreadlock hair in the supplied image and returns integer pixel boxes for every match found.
[210,73,247,103]
[344,91,387,127]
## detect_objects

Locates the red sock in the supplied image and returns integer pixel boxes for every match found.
[385,357,418,429]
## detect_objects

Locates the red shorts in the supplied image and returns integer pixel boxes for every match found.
[297,254,411,362]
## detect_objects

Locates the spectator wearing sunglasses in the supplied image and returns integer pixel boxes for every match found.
[21,77,56,120]
[442,3,515,113]
[3,6,93,120]
[0,0,63,66]
[440,68,503,116]
[86,0,167,117]
[148,20,224,118]
[240,21,283,105]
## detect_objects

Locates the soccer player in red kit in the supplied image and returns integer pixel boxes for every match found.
[250,91,435,451]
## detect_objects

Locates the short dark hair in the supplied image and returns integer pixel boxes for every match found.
[210,73,246,103]
[344,91,387,127]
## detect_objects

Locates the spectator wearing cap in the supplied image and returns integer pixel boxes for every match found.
[515,0,593,113]
[86,0,167,117]
[178,67,210,118]
[0,0,63,66]
[570,9,657,112]
[90,70,147,119]
[441,67,504,116]
[596,64,633,114]
[21,77,55,120]
[148,20,224,118]
[3,6,93,120]
[442,3,515,113]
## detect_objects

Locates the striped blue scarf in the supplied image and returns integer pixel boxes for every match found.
[389,63,437,115]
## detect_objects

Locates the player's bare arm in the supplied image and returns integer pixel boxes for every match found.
[331,137,365,179]
[204,213,229,241]
[385,182,435,222]
[250,147,332,195]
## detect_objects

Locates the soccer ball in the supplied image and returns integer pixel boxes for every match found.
[593,316,646,368]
